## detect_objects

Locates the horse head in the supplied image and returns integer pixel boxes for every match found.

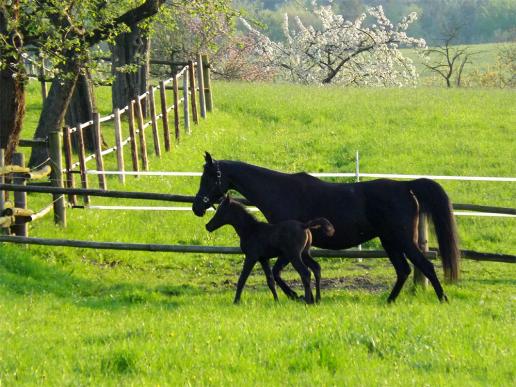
[192,152,229,216]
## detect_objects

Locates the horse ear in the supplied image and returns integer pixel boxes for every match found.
[204,151,213,166]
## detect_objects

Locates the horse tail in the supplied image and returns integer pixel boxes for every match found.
[303,218,335,237]
[408,178,460,282]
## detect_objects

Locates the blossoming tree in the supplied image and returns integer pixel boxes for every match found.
[241,1,426,86]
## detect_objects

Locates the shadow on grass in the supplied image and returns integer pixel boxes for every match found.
[0,245,200,310]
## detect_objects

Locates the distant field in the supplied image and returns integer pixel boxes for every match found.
[1,80,514,385]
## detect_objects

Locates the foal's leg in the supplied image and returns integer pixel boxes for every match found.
[403,241,448,302]
[302,251,321,303]
[234,255,257,304]
[260,259,279,301]
[272,256,299,300]
[290,254,314,304]
[381,239,411,303]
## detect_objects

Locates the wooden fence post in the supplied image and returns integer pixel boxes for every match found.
[202,54,213,112]
[148,86,161,157]
[49,131,66,227]
[135,97,149,171]
[197,54,206,119]
[173,74,180,142]
[62,126,76,206]
[76,123,90,204]
[183,71,190,134]
[128,100,140,175]
[188,60,199,124]
[159,80,171,151]
[414,212,429,287]
[113,107,125,185]
[11,153,27,237]
[93,112,107,190]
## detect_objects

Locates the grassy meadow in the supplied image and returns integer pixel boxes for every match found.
[0,80,515,385]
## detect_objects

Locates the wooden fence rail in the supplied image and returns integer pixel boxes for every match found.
[0,236,514,264]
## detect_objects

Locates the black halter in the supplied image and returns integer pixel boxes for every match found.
[202,161,224,205]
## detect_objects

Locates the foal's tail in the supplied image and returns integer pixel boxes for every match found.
[303,218,335,237]
[408,178,460,282]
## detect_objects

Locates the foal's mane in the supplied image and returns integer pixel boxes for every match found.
[226,198,259,226]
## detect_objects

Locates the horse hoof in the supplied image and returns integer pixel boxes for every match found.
[441,294,449,303]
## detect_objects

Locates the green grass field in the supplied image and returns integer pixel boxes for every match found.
[1,81,515,385]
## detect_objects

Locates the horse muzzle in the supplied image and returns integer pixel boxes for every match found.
[192,198,207,217]
[205,221,215,232]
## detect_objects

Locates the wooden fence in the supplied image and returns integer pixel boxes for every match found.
[60,55,212,206]
[0,148,57,236]
[0,183,514,265]
[2,54,213,233]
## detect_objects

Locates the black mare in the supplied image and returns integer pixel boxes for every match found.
[193,153,460,303]
[206,195,335,304]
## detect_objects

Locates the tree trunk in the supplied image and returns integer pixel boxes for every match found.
[65,69,97,151]
[0,63,25,163]
[29,61,79,167]
[111,24,150,113]
[0,2,26,164]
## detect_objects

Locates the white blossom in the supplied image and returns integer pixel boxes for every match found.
[241,1,426,86]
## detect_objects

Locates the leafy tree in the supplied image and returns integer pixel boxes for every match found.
[112,1,238,113]
[0,0,165,166]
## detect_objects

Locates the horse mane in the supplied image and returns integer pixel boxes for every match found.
[222,160,321,183]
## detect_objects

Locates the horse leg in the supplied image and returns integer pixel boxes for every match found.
[290,254,314,304]
[381,239,411,303]
[272,255,299,300]
[302,251,321,303]
[403,241,448,302]
[260,259,279,302]
[234,255,257,304]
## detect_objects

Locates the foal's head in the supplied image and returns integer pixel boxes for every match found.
[193,152,229,217]
[205,195,251,232]
[206,195,233,232]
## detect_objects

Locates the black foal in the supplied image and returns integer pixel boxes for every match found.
[205,195,334,304]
